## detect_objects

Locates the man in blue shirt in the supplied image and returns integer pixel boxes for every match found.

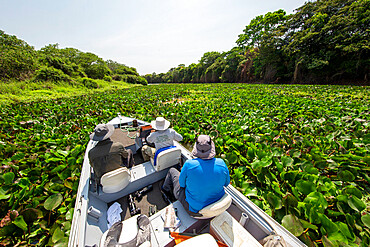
[161,135,230,217]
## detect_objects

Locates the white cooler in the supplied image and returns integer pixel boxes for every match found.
[210,211,262,247]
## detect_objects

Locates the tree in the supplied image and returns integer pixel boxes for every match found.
[236,9,287,49]
[106,60,139,76]
[0,30,37,80]
[284,0,370,82]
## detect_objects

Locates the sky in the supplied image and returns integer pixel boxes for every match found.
[0,0,308,75]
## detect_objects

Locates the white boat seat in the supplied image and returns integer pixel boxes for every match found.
[150,147,181,172]
[175,233,219,246]
[100,214,151,247]
[100,167,131,193]
[192,193,232,219]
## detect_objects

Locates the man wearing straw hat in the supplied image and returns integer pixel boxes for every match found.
[161,134,230,217]
[141,117,183,162]
[88,123,135,184]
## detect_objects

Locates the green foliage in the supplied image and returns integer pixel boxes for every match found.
[34,66,71,82]
[0,30,37,80]
[103,75,112,82]
[123,74,148,85]
[145,0,369,84]
[80,77,99,89]
[106,60,139,76]
[0,31,142,90]
[112,74,123,81]
[0,83,369,246]
[236,9,287,48]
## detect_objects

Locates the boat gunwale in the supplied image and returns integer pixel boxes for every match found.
[69,116,307,247]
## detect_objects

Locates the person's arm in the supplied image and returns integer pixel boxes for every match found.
[172,129,183,142]
[146,131,155,144]
[179,162,188,188]
[225,167,231,186]
[221,159,231,186]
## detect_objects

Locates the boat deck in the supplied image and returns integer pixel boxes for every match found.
[70,117,307,247]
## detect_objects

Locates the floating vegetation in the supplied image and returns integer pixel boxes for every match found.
[0,83,369,246]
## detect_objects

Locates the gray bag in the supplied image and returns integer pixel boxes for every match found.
[260,232,287,247]
[103,214,151,247]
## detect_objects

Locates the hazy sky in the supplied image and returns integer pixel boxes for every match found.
[0,0,307,75]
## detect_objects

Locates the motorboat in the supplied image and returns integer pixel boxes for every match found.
[68,115,307,247]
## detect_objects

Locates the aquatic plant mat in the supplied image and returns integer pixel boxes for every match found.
[0,83,369,246]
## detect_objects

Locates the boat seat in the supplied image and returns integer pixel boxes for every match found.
[175,233,219,246]
[192,193,232,219]
[150,147,181,172]
[100,214,151,247]
[100,167,131,193]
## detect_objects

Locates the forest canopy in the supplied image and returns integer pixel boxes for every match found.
[145,0,369,84]
[0,31,148,86]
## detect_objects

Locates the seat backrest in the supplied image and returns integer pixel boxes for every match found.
[194,193,232,219]
[150,147,181,172]
[100,167,131,193]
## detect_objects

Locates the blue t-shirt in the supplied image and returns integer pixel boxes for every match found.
[179,158,230,213]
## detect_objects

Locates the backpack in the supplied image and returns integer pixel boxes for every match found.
[103,214,151,247]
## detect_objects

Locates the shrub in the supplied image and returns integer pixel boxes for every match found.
[123,74,148,85]
[112,74,123,81]
[80,77,98,89]
[0,30,37,80]
[34,66,71,82]
[84,62,111,79]
[103,75,112,82]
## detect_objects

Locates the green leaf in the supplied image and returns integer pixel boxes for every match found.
[0,187,10,200]
[17,177,31,188]
[44,193,63,211]
[54,237,69,247]
[3,172,15,185]
[251,156,272,170]
[295,179,316,195]
[266,192,282,209]
[338,170,355,182]
[304,192,328,213]
[283,193,298,208]
[13,215,27,231]
[343,186,362,198]
[299,219,318,230]
[64,180,73,189]
[348,195,366,212]
[0,224,17,237]
[282,214,304,236]
[20,208,42,223]
[361,214,370,228]
[66,208,74,221]
[320,214,338,234]
[337,222,355,242]
[281,156,294,167]
[52,227,64,243]
[247,147,255,159]
[328,231,348,244]
[226,153,238,164]
[67,157,76,166]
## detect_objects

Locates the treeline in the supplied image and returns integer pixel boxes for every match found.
[145,0,369,84]
[0,31,147,87]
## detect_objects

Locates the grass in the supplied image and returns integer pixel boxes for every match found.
[0,79,139,104]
